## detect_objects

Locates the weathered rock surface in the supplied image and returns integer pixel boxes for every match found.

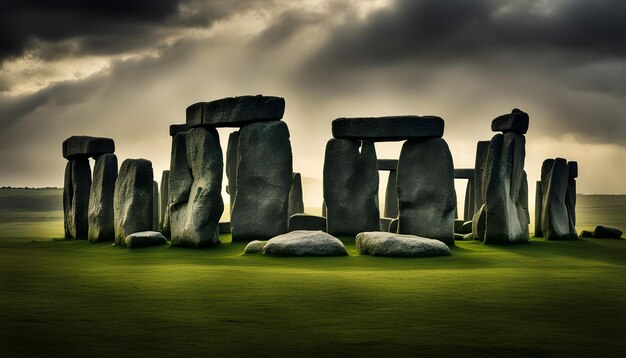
[218,222,231,234]
[288,172,305,218]
[454,220,465,234]
[186,95,285,128]
[380,217,393,232]
[462,221,472,234]
[473,141,491,212]
[152,181,159,231]
[289,214,326,232]
[332,116,444,141]
[397,138,456,246]
[323,138,379,236]
[225,131,239,213]
[384,170,398,218]
[568,161,578,178]
[168,132,193,243]
[263,231,347,256]
[389,218,398,233]
[534,181,543,237]
[472,204,486,240]
[244,240,266,254]
[482,133,529,244]
[67,158,92,240]
[169,124,189,137]
[63,161,72,239]
[63,136,115,160]
[114,159,154,247]
[565,161,577,227]
[593,225,623,239]
[171,127,223,248]
[491,108,529,134]
[125,231,167,249]
[231,121,292,241]
[541,158,577,241]
[356,232,450,257]
[463,178,475,220]
[580,230,593,238]
[88,154,118,242]
[159,170,170,234]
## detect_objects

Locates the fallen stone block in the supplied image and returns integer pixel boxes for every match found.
[356,232,450,257]
[263,231,347,256]
[125,231,167,249]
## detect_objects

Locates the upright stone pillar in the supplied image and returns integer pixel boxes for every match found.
[159,170,170,234]
[226,131,240,215]
[323,139,379,236]
[463,178,474,221]
[152,180,159,231]
[113,159,154,247]
[397,138,456,246]
[534,180,543,237]
[541,158,577,240]
[63,162,73,239]
[565,161,577,228]
[384,171,398,218]
[88,153,118,242]
[473,141,490,213]
[168,133,193,243]
[69,158,91,240]
[288,172,305,218]
[232,121,292,241]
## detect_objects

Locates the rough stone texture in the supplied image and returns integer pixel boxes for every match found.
[169,124,189,137]
[225,131,239,214]
[168,132,193,242]
[534,181,543,237]
[463,178,475,220]
[323,138,379,236]
[263,231,347,256]
[397,138,456,246]
[491,108,529,134]
[63,161,72,239]
[541,158,577,241]
[463,233,473,241]
[186,95,285,128]
[384,170,398,218]
[580,230,593,238]
[125,231,167,249]
[565,161,577,226]
[454,220,465,234]
[114,159,154,247]
[462,221,472,235]
[332,116,444,141]
[356,232,450,257]
[389,218,398,233]
[159,170,170,233]
[63,136,115,160]
[231,121,292,241]
[321,200,326,217]
[289,214,326,232]
[152,181,159,231]
[377,159,398,171]
[472,204,486,240]
[593,225,623,239]
[171,127,224,248]
[380,218,393,232]
[218,222,231,234]
[473,141,491,214]
[482,133,529,244]
[88,154,118,242]
[66,158,92,240]
[244,240,266,254]
[288,172,305,218]
[568,161,578,178]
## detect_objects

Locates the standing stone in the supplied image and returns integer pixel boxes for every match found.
[159,170,170,234]
[473,141,491,212]
[63,161,72,239]
[152,181,159,231]
[321,200,326,217]
[490,109,530,134]
[288,172,305,218]
[231,121,292,241]
[534,181,543,237]
[226,131,240,215]
[397,138,456,246]
[384,170,398,218]
[168,133,193,243]
[113,159,154,247]
[565,161,577,227]
[88,154,118,242]
[463,179,475,221]
[171,127,224,248]
[67,158,91,240]
[482,132,529,244]
[541,158,577,240]
[472,204,486,240]
[323,138,379,236]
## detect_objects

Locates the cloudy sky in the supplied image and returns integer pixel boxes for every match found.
[1,0,625,209]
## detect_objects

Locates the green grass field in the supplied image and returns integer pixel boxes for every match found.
[1,189,625,357]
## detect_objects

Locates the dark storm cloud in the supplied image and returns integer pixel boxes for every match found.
[0,0,258,62]
[304,0,626,74]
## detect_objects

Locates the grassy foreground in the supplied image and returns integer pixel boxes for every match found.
[1,235,625,357]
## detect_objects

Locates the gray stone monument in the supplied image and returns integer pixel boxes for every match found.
[541,158,577,240]
[113,159,154,247]
[288,172,305,218]
[159,170,169,234]
[88,153,118,242]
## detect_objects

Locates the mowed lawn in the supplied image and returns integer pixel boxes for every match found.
[0,189,625,357]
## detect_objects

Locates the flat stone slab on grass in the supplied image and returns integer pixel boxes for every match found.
[186,95,285,128]
[356,232,450,258]
[491,109,529,134]
[332,116,444,141]
[594,225,623,239]
[125,231,167,249]
[263,231,347,257]
[63,136,115,159]
[244,240,267,254]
